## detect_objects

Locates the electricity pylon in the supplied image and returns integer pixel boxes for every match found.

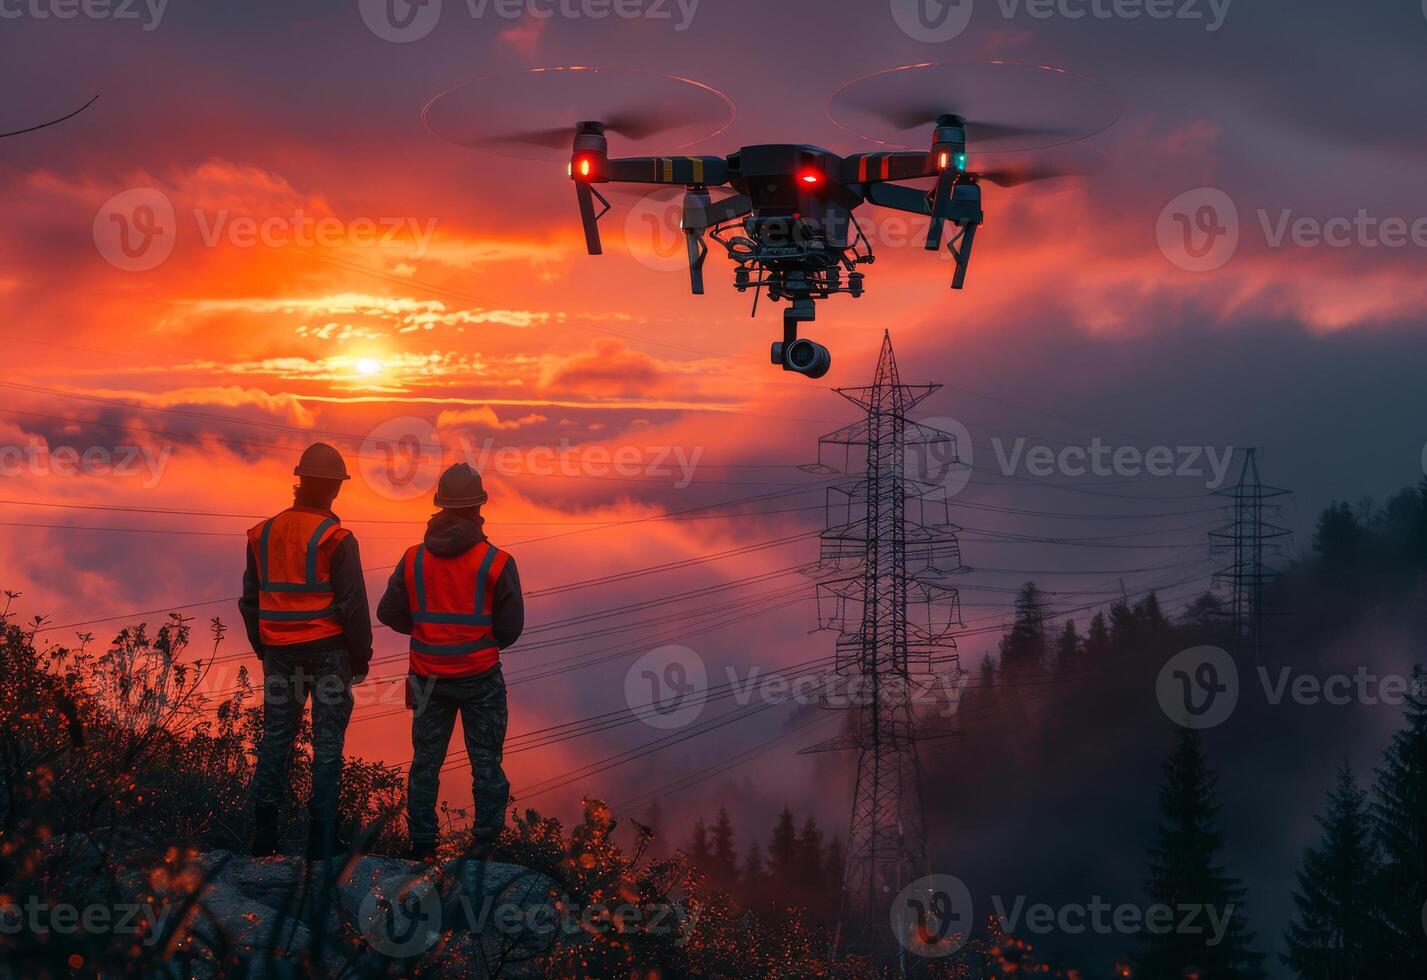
[1210,447,1290,659]
[802,331,965,962]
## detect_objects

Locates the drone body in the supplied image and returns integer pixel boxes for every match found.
[423,62,1115,380]
[570,116,984,379]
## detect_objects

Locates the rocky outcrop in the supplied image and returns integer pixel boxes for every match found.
[42,834,561,978]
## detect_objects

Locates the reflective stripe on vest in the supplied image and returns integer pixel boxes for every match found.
[247,508,346,646]
[403,540,509,678]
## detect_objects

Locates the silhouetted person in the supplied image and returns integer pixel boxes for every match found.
[377,463,523,860]
[240,442,372,859]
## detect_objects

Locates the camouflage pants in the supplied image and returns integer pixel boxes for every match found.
[407,665,510,844]
[251,646,354,819]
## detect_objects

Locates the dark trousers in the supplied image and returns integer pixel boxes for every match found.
[407,665,510,844]
[251,645,354,819]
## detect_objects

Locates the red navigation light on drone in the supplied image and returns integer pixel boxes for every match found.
[799,170,822,185]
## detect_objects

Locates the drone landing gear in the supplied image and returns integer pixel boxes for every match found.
[770,299,831,380]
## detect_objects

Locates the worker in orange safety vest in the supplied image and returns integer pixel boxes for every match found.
[240,442,373,860]
[377,462,524,860]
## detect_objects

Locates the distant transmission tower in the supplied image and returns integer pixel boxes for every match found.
[803,332,965,962]
[1210,447,1290,659]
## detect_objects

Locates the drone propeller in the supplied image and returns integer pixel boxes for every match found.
[468,103,725,152]
[424,66,736,161]
[977,158,1096,187]
[848,102,1077,145]
[829,61,1121,154]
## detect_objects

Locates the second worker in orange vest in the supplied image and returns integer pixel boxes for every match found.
[377,462,524,860]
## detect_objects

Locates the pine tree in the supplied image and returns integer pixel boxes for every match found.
[794,815,825,910]
[1312,501,1364,578]
[767,806,800,902]
[823,836,844,894]
[743,838,769,902]
[1180,591,1231,643]
[709,806,739,893]
[999,582,1048,675]
[1370,667,1427,974]
[822,836,845,926]
[1084,611,1111,659]
[688,817,713,872]
[1283,765,1379,979]
[1053,619,1081,674]
[1138,730,1265,979]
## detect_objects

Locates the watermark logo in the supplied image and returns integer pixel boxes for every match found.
[94,188,177,272]
[360,417,443,501]
[1159,647,1427,729]
[0,0,169,30]
[360,0,700,41]
[0,897,174,944]
[993,437,1236,490]
[0,439,171,488]
[992,894,1239,943]
[906,416,974,498]
[892,874,973,958]
[623,192,688,274]
[624,644,706,730]
[1156,645,1238,729]
[94,189,437,270]
[1157,187,1239,273]
[890,0,975,42]
[358,874,443,957]
[1158,189,1427,272]
[359,0,443,42]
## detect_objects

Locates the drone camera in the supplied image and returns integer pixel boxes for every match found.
[772,338,831,379]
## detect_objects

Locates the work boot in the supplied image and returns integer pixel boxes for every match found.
[406,840,437,862]
[250,804,281,858]
[305,817,352,861]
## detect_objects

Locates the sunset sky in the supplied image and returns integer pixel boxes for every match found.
[3,0,1426,845]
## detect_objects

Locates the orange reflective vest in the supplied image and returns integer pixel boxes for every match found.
[402,540,509,678]
[246,507,348,647]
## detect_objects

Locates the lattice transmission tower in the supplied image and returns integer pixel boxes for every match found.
[802,331,966,961]
[1209,447,1290,659]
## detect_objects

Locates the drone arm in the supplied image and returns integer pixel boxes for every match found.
[602,155,730,186]
[863,181,932,215]
[574,182,609,255]
[841,151,938,184]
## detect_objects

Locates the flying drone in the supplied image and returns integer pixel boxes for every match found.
[425,65,1117,379]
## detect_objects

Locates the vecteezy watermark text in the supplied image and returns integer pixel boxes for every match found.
[889,0,1230,43]
[0,897,173,944]
[358,0,700,43]
[94,188,438,273]
[357,873,697,957]
[0,0,167,30]
[0,440,171,489]
[991,436,1235,489]
[1158,187,1427,272]
[1157,646,1427,729]
[360,416,705,501]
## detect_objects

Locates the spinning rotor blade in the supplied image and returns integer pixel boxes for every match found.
[424,66,735,161]
[469,103,723,152]
[829,61,1120,153]
[978,159,1094,187]
[846,102,1076,145]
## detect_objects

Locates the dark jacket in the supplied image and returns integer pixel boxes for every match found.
[377,511,524,652]
[238,508,375,675]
